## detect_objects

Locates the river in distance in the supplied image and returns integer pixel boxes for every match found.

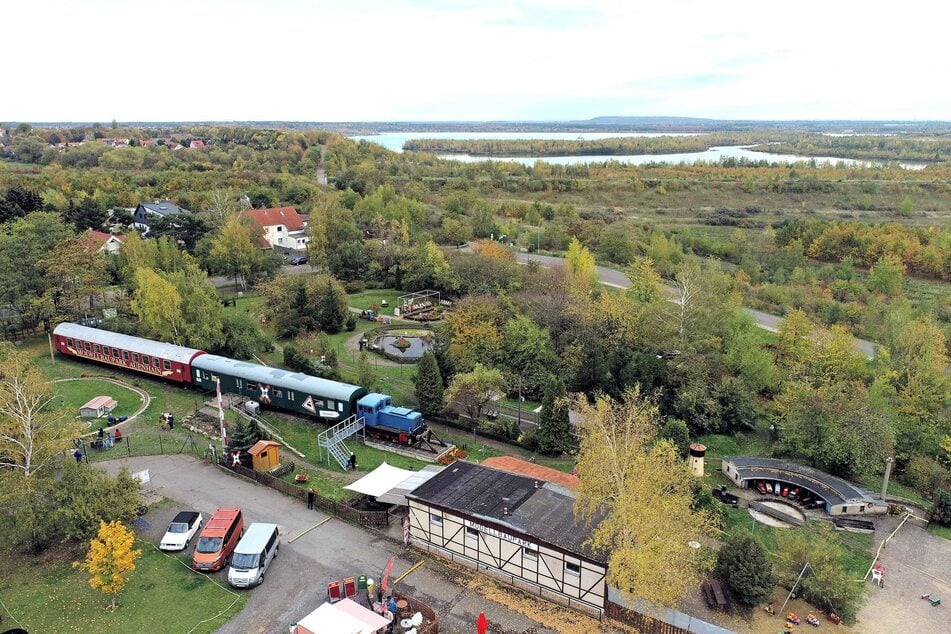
[348,131,926,170]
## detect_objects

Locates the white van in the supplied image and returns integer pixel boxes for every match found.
[227,522,279,588]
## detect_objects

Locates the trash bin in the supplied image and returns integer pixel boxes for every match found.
[358,575,368,591]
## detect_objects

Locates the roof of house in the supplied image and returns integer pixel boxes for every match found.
[80,230,124,249]
[242,206,304,231]
[138,200,189,216]
[81,396,117,410]
[481,456,580,490]
[408,460,602,561]
[248,440,281,456]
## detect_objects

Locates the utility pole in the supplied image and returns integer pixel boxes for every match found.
[779,562,810,617]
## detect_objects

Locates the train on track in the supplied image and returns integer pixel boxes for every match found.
[52,322,428,443]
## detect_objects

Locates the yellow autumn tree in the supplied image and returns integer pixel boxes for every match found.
[572,387,717,607]
[75,520,142,610]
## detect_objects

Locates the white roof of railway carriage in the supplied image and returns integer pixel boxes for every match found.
[191,355,365,402]
[53,323,205,365]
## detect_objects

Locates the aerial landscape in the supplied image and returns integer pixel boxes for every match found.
[1,2,950,634]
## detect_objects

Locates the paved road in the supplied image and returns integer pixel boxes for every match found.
[100,455,563,634]
[516,252,877,358]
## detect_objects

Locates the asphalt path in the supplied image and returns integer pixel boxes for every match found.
[515,252,877,358]
[100,455,559,634]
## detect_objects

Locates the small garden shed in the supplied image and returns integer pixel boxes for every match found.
[248,440,281,472]
[80,396,117,418]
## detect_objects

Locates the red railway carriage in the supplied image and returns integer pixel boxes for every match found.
[52,323,206,384]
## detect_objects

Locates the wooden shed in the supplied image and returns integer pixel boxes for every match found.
[80,396,117,418]
[248,440,281,472]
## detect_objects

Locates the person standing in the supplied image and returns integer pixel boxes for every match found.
[73,448,83,463]
[348,452,357,471]
[307,489,315,510]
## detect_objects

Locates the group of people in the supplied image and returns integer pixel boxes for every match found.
[96,426,122,448]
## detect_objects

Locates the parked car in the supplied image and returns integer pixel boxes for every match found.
[288,255,308,265]
[764,482,773,494]
[193,508,244,572]
[782,486,790,497]
[360,309,377,320]
[789,487,800,501]
[228,523,280,588]
[160,511,203,551]
[756,481,767,495]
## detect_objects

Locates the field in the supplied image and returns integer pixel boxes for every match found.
[0,538,245,634]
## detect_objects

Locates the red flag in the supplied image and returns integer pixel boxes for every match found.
[477,611,488,634]
[380,555,396,593]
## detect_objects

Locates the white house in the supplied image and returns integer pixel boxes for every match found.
[133,200,190,230]
[81,229,125,254]
[242,206,309,251]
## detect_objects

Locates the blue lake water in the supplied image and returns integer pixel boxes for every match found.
[349,132,926,169]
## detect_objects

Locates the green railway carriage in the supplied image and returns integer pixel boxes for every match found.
[191,355,368,422]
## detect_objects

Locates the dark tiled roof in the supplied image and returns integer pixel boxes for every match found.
[139,200,189,216]
[408,461,602,561]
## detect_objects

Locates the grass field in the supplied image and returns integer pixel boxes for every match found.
[0,542,245,634]
[928,523,951,540]
[54,379,144,428]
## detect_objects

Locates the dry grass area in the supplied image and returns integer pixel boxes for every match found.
[436,559,637,633]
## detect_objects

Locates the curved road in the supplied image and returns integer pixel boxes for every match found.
[516,252,877,358]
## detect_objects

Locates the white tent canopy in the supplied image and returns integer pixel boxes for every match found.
[294,599,390,634]
[344,462,416,498]
[344,462,444,505]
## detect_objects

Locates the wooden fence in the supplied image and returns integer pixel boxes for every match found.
[394,591,439,634]
[606,600,690,634]
[220,460,389,527]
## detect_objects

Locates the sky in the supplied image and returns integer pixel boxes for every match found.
[6,0,950,122]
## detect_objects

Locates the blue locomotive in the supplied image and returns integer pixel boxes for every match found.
[357,393,426,441]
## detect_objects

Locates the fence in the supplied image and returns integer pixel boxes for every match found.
[393,591,439,634]
[606,601,690,634]
[79,429,206,464]
[220,460,390,527]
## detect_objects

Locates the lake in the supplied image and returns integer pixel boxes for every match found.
[349,132,926,169]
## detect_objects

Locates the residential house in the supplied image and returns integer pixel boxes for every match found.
[133,200,190,231]
[242,206,309,251]
[80,229,125,255]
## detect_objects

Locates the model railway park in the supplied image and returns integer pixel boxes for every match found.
[1,123,950,634]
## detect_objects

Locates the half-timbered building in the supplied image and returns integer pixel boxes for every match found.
[406,461,607,618]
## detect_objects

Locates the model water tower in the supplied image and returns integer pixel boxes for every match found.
[689,443,707,477]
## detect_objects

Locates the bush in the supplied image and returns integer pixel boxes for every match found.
[659,418,691,458]
[715,534,775,606]
[931,490,951,527]
[345,314,357,331]
[900,456,948,499]
[344,279,366,294]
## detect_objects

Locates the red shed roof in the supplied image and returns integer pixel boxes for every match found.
[82,396,117,410]
[481,456,580,490]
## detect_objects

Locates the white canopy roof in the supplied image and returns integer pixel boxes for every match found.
[344,462,444,505]
[295,599,389,634]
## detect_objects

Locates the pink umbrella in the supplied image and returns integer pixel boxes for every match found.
[476,611,488,634]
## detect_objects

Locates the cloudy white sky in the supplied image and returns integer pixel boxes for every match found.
[6,0,949,122]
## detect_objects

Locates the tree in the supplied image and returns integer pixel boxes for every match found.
[214,311,272,360]
[867,255,904,297]
[445,364,506,423]
[207,213,265,290]
[572,387,717,607]
[626,256,663,304]
[74,520,142,610]
[356,351,379,392]
[715,534,775,606]
[499,316,558,400]
[41,235,109,318]
[64,197,107,232]
[565,237,597,292]
[401,240,458,294]
[536,376,571,455]
[0,345,78,478]
[414,351,445,418]
[932,490,951,527]
[658,418,691,458]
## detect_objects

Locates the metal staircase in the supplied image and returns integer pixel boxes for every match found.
[317,415,365,470]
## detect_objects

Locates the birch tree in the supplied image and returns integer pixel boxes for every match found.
[572,387,717,607]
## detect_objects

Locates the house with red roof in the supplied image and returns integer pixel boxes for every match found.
[80,229,125,255]
[242,206,309,251]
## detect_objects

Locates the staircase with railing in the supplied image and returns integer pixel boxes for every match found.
[317,415,365,470]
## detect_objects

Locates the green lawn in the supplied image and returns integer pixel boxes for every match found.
[928,523,951,541]
[0,543,245,634]
[54,379,144,429]
[347,289,402,313]
[696,431,771,460]
[855,473,932,509]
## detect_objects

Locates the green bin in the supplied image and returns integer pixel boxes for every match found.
[358,574,368,590]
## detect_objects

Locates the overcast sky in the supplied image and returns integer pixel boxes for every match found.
[6,0,949,122]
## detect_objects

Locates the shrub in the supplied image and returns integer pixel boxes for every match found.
[931,490,951,527]
[715,534,775,606]
[344,279,366,294]
[900,456,948,499]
